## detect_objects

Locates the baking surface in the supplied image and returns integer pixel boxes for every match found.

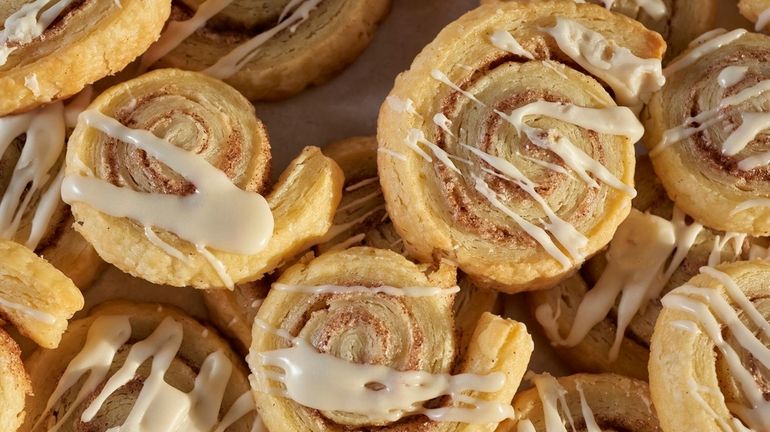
[74,0,752,377]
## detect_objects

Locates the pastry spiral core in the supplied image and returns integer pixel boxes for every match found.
[379,0,659,292]
[249,247,533,431]
[149,0,391,100]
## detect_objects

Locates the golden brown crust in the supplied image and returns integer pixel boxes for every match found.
[482,0,715,61]
[249,247,532,431]
[528,157,749,380]
[649,261,770,431]
[153,0,391,100]
[22,301,255,432]
[498,373,661,432]
[0,0,171,115]
[0,239,83,349]
[66,69,344,288]
[378,0,653,293]
[643,30,770,234]
[740,0,770,31]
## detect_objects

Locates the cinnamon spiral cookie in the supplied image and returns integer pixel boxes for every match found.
[483,0,715,61]
[649,261,770,431]
[249,247,533,431]
[379,0,661,293]
[529,157,748,380]
[0,239,83,349]
[0,98,103,289]
[0,0,171,116]
[142,0,391,101]
[644,29,770,235]
[497,373,661,432]
[62,68,344,289]
[22,301,258,431]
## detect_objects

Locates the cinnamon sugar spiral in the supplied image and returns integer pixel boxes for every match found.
[644,30,770,235]
[0,0,170,115]
[378,1,661,293]
[249,247,533,431]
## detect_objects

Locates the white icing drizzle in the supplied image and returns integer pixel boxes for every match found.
[405,129,460,172]
[0,0,77,66]
[431,69,487,106]
[378,147,407,161]
[670,319,701,334]
[337,190,382,213]
[204,0,322,79]
[251,319,513,425]
[653,77,770,156]
[732,199,770,216]
[496,100,644,144]
[0,102,65,250]
[662,267,770,430]
[319,204,385,243]
[522,372,603,432]
[598,0,667,20]
[386,96,418,114]
[61,110,274,257]
[430,69,642,195]
[718,66,749,88]
[664,29,748,78]
[273,283,461,297]
[472,174,571,268]
[213,391,263,432]
[707,232,746,267]
[489,29,534,59]
[462,144,588,262]
[756,8,770,32]
[543,17,665,110]
[536,209,703,360]
[38,315,257,431]
[326,232,366,252]
[575,382,601,432]
[517,419,537,432]
[345,176,378,192]
[433,112,455,136]
[520,126,636,197]
[141,0,234,70]
[197,245,235,289]
[722,112,770,157]
[517,152,573,178]
[144,226,191,263]
[689,29,728,48]
[0,296,56,324]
